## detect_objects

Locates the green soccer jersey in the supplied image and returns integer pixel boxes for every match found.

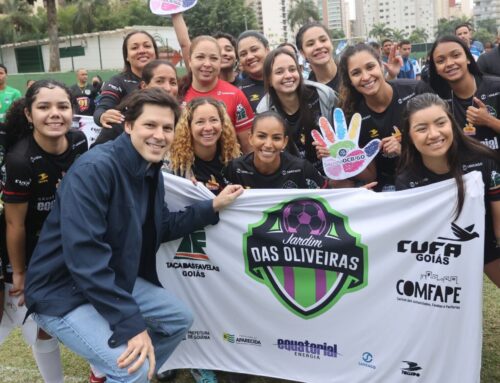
[0,86,22,122]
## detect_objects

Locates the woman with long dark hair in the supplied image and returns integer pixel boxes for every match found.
[296,22,340,92]
[338,43,430,191]
[93,30,158,128]
[428,35,500,152]
[1,80,88,382]
[257,48,338,173]
[396,92,500,286]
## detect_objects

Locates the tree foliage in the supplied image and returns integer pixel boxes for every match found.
[434,16,473,38]
[408,28,429,44]
[288,0,320,31]
[329,29,345,39]
[368,23,393,42]
[183,0,256,38]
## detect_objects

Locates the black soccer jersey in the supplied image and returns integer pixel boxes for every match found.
[438,75,500,152]
[191,154,227,195]
[396,156,500,264]
[222,151,327,189]
[308,71,340,93]
[357,80,431,191]
[277,86,325,172]
[1,130,87,265]
[238,76,265,112]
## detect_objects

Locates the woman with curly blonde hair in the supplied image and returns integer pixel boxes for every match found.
[170,97,240,195]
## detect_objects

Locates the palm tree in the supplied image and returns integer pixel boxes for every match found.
[368,23,393,42]
[408,28,429,44]
[0,0,37,43]
[73,0,108,34]
[391,28,408,42]
[288,0,320,31]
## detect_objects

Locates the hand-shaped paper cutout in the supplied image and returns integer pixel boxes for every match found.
[311,108,380,180]
[149,0,197,15]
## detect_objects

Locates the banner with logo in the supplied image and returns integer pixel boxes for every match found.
[72,115,102,148]
[157,172,485,383]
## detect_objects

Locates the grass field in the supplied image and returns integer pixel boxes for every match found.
[0,278,499,383]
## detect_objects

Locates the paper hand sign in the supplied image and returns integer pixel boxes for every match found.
[311,109,380,180]
[149,0,197,15]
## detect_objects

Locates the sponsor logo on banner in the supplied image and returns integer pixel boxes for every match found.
[166,229,220,278]
[186,330,210,341]
[276,338,339,360]
[397,222,479,265]
[396,271,461,309]
[244,197,367,318]
[223,333,262,346]
[401,361,422,377]
[359,352,376,369]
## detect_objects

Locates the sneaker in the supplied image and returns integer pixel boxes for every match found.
[89,370,106,383]
[190,368,218,383]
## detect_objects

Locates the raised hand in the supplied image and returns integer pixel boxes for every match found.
[311,109,380,180]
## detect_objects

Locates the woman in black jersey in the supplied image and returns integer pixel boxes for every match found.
[257,48,338,172]
[1,80,89,382]
[236,31,270,111]
[92,59,179,147]
[396,93,500,287]
[93,30,158,128]
[428,35,500,152]
[296,22,340,93]
[338,43,431,191]
[169,97,240,195]
[223,111,327,189]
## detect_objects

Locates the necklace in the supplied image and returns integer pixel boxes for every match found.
[451,90,476,136]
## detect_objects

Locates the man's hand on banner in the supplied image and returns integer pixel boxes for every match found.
[149,0,197,15]
[311,109,380,180]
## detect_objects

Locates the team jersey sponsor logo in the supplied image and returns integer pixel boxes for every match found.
[244,196,367,318]
[236,104,248,121]
[223,333,262,346]
[77,97,89,112]
[401,361,423,377]
[38,173,49,184]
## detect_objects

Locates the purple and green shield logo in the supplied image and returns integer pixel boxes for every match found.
[243,196,367,318]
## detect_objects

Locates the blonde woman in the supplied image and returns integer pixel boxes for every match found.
[170,97,241,195]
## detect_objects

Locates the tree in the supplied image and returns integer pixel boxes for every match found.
[24,0,60,71]
[0,0,38,43]
[368,23,393,42]
[72,0,109,34]
[476,19,497,35]
[183,0,256,37]
[391,28,407,42]
[474,28,496,45]
[408,28,429,44]
[288,0,320,31]
[434,16,473,38]
[329,29,345,39]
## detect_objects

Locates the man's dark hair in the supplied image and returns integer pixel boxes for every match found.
[0,64,7,73]
[381,38,392,46]
[455,23,472,34]
[119,87,180,126]
[400,39,411,46]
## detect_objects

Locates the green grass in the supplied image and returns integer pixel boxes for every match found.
[1,278,499,382]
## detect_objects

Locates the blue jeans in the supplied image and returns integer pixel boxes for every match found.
[33,277,193,383]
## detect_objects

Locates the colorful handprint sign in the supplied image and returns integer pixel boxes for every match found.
[311,109,380,180]
[149,0,197,15]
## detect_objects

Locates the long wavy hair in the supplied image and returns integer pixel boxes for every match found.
[428,35,482,97]
[338,43,383,120]
[169,97,240,176]
[398,93,498,220]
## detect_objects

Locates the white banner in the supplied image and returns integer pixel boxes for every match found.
[72,115,102,148]
[157,172,485,383]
